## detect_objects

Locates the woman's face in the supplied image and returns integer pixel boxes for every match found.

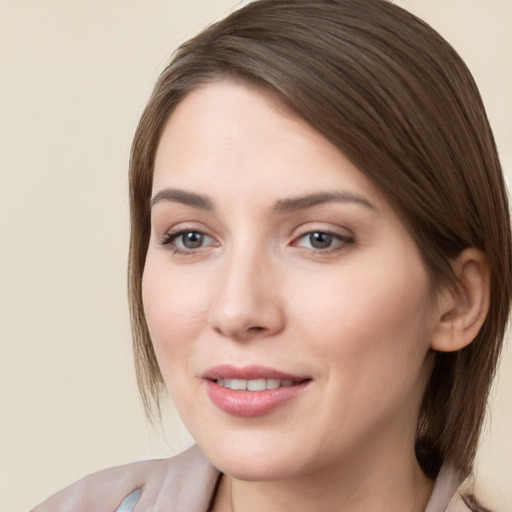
[143,80,439,480]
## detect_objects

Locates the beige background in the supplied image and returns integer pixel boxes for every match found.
[0,1,511,511]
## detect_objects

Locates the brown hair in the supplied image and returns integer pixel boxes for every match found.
[128,0,511,486]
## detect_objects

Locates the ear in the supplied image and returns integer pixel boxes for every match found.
[431,248,490,352]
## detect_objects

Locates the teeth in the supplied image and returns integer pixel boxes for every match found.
[231,379,246,390]
[247,378,266,391]
[266,379,280,389]
[216,378,297,391]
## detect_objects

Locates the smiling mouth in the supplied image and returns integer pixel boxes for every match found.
[205,373,311,417]
[215,378,302,391]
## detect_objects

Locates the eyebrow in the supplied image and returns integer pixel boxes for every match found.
[151,188,213,210]
[150,188,377,214]
[273,191,378,213]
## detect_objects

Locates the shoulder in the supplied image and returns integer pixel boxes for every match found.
[445,493,475,512]
[30,444,220,512]
[446,492,493,512]
[426,464,475,512]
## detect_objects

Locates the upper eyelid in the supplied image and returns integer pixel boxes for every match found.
[292,223,354,239]
[156,222,213,239]
[155,222,355,247]
[161,227,211,241]
[292,230,354,244]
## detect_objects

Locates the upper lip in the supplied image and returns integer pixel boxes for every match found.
[202,364,309,382]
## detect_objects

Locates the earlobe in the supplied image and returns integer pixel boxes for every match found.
[431,248,490,352]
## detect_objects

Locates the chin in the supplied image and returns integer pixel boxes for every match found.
[210,452,304,481]
[194,430,318,481]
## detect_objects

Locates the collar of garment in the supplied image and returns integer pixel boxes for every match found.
[115,444,469,512]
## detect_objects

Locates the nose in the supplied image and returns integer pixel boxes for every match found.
[208,249,285,341]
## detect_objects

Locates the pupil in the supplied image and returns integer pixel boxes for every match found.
[183,232,203,248]
[310,232,332,249]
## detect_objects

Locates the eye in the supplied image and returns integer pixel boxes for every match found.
[160,229,217,252]
[293,231,353,251]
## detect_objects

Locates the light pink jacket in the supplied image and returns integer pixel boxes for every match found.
[32,444,471,512]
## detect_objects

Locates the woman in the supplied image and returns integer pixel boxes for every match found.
[32,0,511,511]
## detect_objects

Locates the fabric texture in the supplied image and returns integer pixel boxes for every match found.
[113,445,470,512]
[33,444,471,512]
[115,489,142,512]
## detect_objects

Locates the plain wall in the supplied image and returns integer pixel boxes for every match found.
[0,1,510,511]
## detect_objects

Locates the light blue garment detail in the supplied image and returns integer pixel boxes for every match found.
[115,489,142,512]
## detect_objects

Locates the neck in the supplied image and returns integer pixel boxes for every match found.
[212,433,434,512]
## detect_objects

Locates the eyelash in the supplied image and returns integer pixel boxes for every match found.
[292,230,354,254]
[159,228,217,254]
[159,228,354,255]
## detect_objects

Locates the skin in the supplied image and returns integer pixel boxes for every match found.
[142,79,446,512]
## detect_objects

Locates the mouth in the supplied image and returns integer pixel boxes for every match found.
[215,378,303,391]
[203,364,310,389]
[202,365,311,417]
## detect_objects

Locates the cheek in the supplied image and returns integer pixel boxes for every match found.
[141,257,210,374]
[297,256,434,385]
[294,261,435,446]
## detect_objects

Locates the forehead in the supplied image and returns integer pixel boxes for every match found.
[153,80,388,208]
[154,80,319,181]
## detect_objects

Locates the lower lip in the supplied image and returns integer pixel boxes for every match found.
[205,380,310,417]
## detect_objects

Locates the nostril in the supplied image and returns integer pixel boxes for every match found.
[248,326,265,332]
